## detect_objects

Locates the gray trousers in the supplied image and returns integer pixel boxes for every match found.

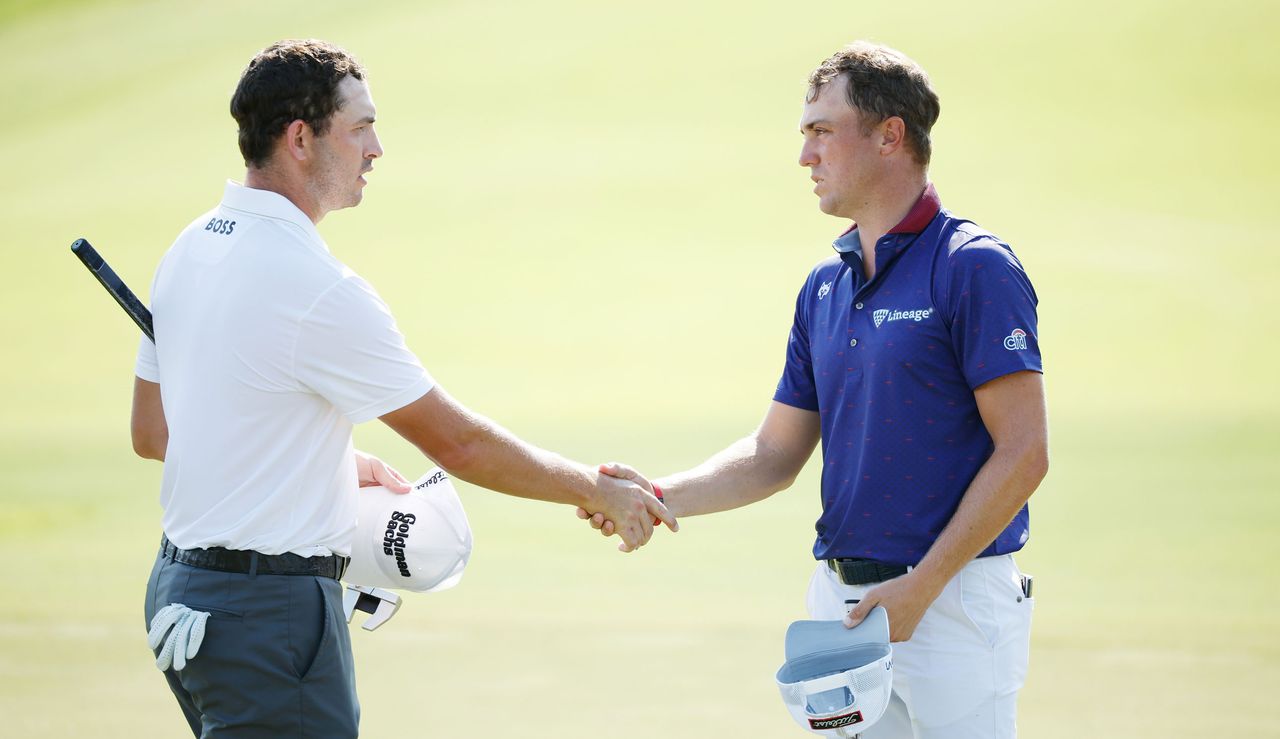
[144,547,360,738]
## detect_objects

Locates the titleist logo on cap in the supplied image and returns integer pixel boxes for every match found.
[810,711,863,730]
[383,511,417,577]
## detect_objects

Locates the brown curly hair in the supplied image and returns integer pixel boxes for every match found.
[230,39,366,168]
[808,42,940,166]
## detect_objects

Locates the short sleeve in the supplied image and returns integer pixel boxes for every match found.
[134,256,162,382]
[135,333,159,382]
[941,237,1042,389]
[773,279,820,411]
[294,276,434,423]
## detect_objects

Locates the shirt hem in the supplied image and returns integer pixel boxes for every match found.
[345,377,434,424]
[772,391,820,412]
[966,362,1043,391]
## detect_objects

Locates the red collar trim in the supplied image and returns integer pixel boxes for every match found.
[887,183,941,235]
[834,183,942,240]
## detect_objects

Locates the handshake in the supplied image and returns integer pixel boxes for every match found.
[578,461,678,553]
[356,450,679,555]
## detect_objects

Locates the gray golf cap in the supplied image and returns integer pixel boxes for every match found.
[776,607,893,737]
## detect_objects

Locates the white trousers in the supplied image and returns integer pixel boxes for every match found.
[804,555,1033,739]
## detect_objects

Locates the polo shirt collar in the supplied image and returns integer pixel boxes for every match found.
[832,182,942,255]
[220,181,328,252]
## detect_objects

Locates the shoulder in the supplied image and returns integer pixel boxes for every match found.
[800,253,845,292]
[931,214,1025,274]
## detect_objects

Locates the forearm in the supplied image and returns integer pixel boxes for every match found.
[425,414,596,508]
[379,390,600,508]
[131,377,167,461]
[652,402,819,518]
[910,439,1048,592]
[657,435,802,518]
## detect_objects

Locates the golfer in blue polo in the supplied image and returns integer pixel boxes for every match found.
[585,40,1048,738]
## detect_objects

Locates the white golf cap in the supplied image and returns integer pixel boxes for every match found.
[344,468,473,593]
[776,607,893,737]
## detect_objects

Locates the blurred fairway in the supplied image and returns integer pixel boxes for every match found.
[3,0,1278,736]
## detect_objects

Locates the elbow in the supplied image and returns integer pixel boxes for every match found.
[423,435,480,478]
[772,467,803,495]
[132,435,163,461]
[1024,441,1049,488]
[131,424,167,461]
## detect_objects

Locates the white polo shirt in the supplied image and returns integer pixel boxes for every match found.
[135,182,433,557]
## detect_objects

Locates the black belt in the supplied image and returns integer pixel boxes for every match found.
[161,536,349,580]
[827,558,910,585]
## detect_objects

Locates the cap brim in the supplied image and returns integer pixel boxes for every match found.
[784,606,890,661]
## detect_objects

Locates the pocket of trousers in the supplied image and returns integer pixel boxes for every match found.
[957,562,1008,649]
[290,577,332,680]
[957,557,1033,693]
[957,558,1024,645]
[181,604,244,620]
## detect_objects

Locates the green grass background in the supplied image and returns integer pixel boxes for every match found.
[2,0,1278,736]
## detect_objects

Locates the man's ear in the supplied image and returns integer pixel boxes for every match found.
[880,116,906,156]
[282,119,312,162]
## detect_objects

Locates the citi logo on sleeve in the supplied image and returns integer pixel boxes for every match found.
[1004,328,1029,351]
[872,307,933,328]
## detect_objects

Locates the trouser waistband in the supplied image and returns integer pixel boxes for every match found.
[161,535,349,580]
[826,558,911,585]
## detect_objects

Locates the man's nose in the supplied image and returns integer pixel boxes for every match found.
[798,141,817,168]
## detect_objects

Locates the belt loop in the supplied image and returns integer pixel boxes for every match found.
[248,551,259,578]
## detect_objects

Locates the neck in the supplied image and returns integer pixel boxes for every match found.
[243,167,325,224]
[852,169,928,259]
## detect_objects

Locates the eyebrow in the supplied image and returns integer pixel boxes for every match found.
[800,118,833,133]
[355,115,376,125]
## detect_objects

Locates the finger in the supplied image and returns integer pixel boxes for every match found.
[646,496,679,532]
[576,507,589,520]
[598,463,650,492]
[373,460,411,493]
[155,612,189,671]
[639,508,654,546]
[844,597,875,628]
[171,612,196,671]
[147,604,186,650]
[186,611,209,661]
[601,519,615,536]
[598,462,636,481]
[156,631,179,671]
[618,522,642,552]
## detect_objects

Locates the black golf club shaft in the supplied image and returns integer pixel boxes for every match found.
[70,237,155,342]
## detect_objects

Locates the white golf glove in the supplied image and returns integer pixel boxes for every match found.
[147,603,210,671]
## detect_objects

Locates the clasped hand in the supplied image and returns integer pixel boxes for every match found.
[576,462,675,552]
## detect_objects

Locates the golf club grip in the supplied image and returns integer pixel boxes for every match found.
[70,238,155,342]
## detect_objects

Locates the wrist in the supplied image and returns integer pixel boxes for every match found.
[907,561,955,597]
[649,482,665,526]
